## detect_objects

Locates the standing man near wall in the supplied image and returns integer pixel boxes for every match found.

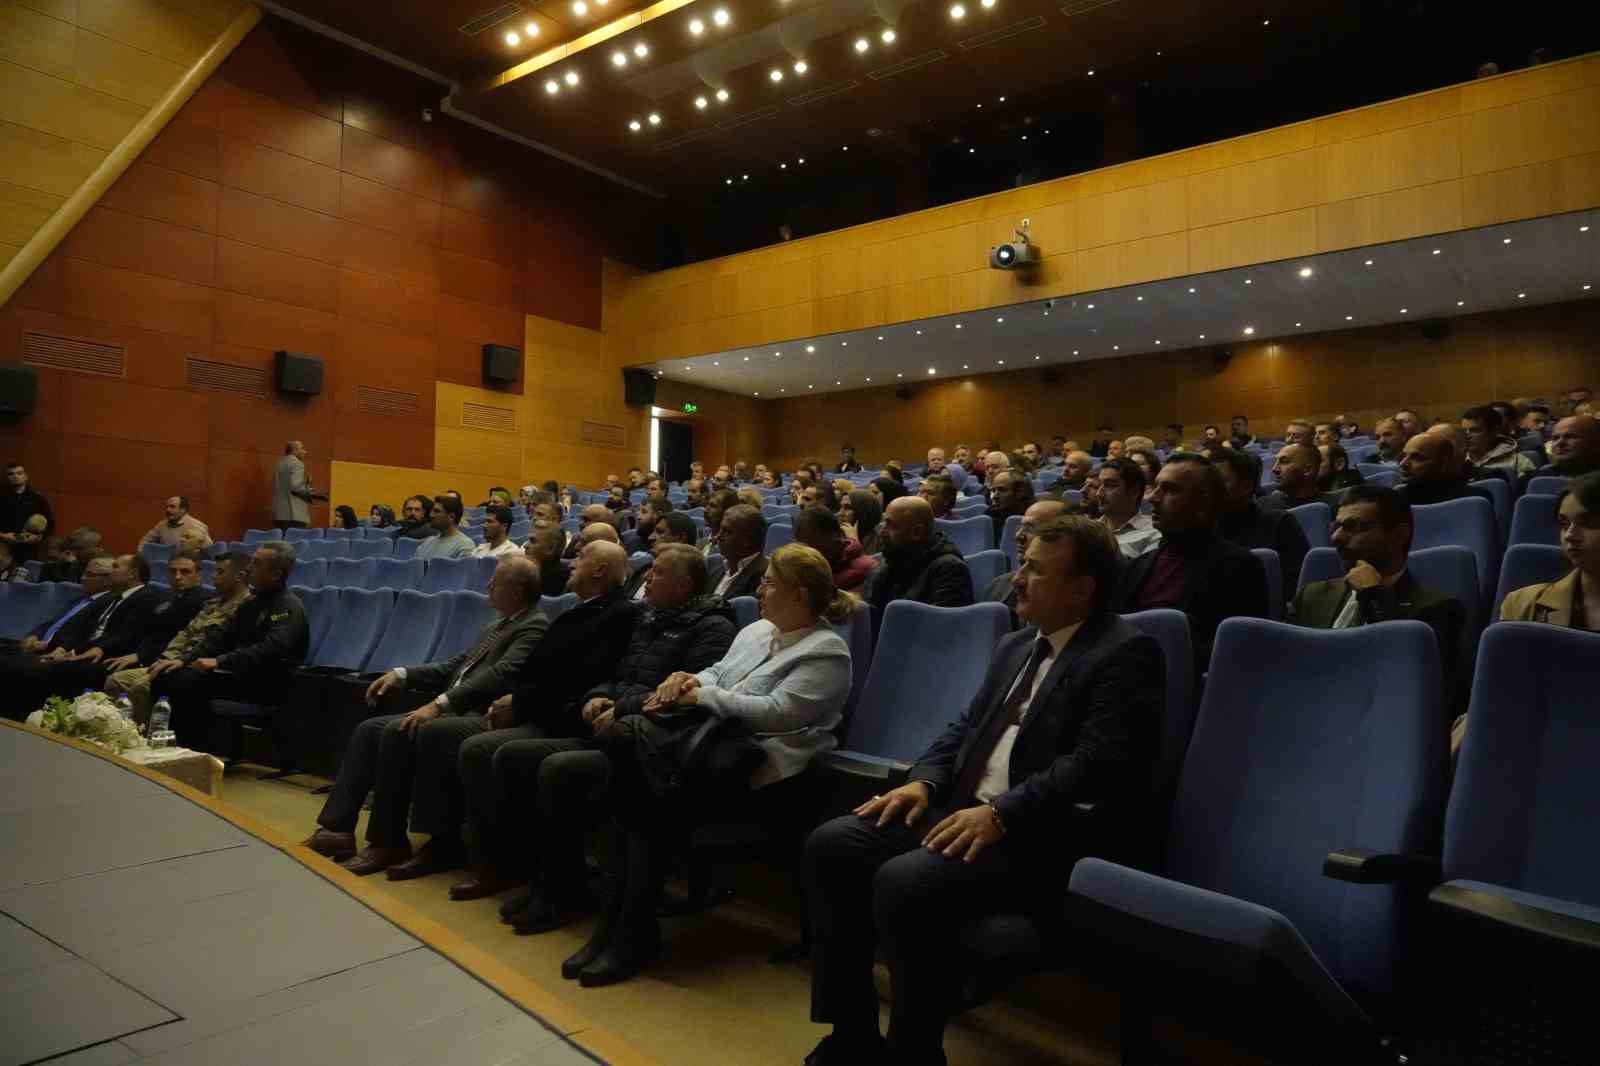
[272,441,322,530]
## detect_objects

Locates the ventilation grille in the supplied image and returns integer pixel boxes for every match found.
[186,357,268,397]
[655,127,719,152]
[459,3,523,36]
[1060,0,1120,14]
[787,79,862,107]
[960,16,1048,51]
[868,50,949,80]
[357,385,421,417]
[21,330,124,377]
[579,420,625,447]
[716,105,781,132]
[462,401,517,433]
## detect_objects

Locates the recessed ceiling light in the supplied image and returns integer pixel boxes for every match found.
[808,384,814,389]
[647,112,660,125]
[997,359,1005,364]
[962,364,969,369]
[629,119,641,131]
[794,60,808,74]
[780,162,787,169]
[1244,278,1252,285]
[712,361,719,366]
[841,340,847,346]
[743,356,749,361]
[1294,322,1302,327]
[564,70,579,86]
[1087,68,1095,76]
[741,173,748,180]
[915,329,922,335]
[526,22,539,36]
[1345,315,1354,320]
[881,29,896,44]
[1188,287,1196,293]
[572,0,587,14]
[805,345,815,352]
[968,147,975,154]
[689,17,704,34]
[981,0,995,7]
[774,351,781,356]
[865,377,871,382]
[998,95,1006,103]
[995,316,1004,323]
[955,323,963,329]
[1517,292,1526,298]
[877,335,884,340]
[1261,18,1270,25]
[1581,225,1591,233]
[780,388,786,392]
[1456,300,1465,306]
[854,37,870,53]
[1364,259,1373,266]
[753,391,759,396]
[505,31,520,45]
[836,380,841,385]
[612,51,628,67]
[1034,354,1041,359]
[544,79,559,94]
[724,177,732,185]
[1198,334,1206,339]
[949,4,966,19]
[1243,327,1255,335]
[1502,237,1512,244]
[1298,266,1313,278]
[712,8,730,26]
[1431,248,1441,255]
[975,103,983,109]
[716,88,729,102]
[634,42,649,58]
[1136,295,1144,301]
[1400,308,1408,314]
[797,157,805,164]
[1111,346,1118,351]
[1154,340,1161,345]
[695,96,708,109]
[1086,303,1095,309]
[1584,284,1593,291]
[842,145,849,151]
[770,68,784,82]
[1072,349,1079,355]
[897,373,903,378]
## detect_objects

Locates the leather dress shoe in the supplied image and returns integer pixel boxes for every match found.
[385,841,466,882]
[498,888,534,923]
[576,929,660,987]
[339,845,410,876]
[803,1034,888,1066]
[449,868,519,902]
[511,891,595,936]
[561,939,605,981]
[303,829,356,862]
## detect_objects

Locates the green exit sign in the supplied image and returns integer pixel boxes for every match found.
[681,402,699,413]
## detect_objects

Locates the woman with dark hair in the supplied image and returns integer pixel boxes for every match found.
[368,504,395,529]
[1499,471,1600,629]
[840,489,884,556]
[333,505,359,529]
[869,476,907,507]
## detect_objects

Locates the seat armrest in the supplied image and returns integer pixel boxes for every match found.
[815,751,912,782]
[1323,848,1441,886]
[1429,883,1600,952]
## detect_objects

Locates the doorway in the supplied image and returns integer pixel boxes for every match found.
[658,418,694,483]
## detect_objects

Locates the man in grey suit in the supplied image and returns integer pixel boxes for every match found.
[303,556,548,876]
[272,440,320,529]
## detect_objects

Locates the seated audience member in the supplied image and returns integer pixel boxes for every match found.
[684,478,710,509]
[712,504,768,599]
[626,468,645,491]
[527,492,563,527]
[1289,486,1465,704]
[563,505,613,560]
[1461,404,1535,480]
[1089,426,1115,458]
[795,507,878,592]
[569,543,854,986]
[837,444,863,474]
[689,460,706,482]
[523,525,570,597]
[1394,409,1422,440]
[1126,449,1162,504]
[307,557,549,875]
[1078,472,1102,518]
[1097,458,1161,560]
[1018,441,1045,471]
[1520,405,1552,438]
[802,479,839,513]
[605,485,631,515]
[1160,425,1183,452]
[36,526,102,583]
[108,551,251,724]
[1499,472,1600,630]
[1228,415,1256,449]
[981,496,1070,625]
[925,448,948,477]
[1337,416,1360,439]
[734,461,752,483]
[603,474,622,491]
[985,470,1035,548]
[635,495,673,543]
[1104,440,1125,461]
[1122,436,1157,459]
[1398,432,1494,506]
[473,504,522,559]
[369,504,396,529]
[1,552,115,716]
[333,505,360,530]
[1283,419,1313,446]
[981,451,1011,491]
[737,486,765,511]
[1201,425,1222,448]
[1374,418,1406,464]
[391,495,433,540]
[1269,443,1328,508]
[917,475,957,520]
[1313,423,1338,447]
[840,490,884,556]
[882,462,906,485]
[1567,386,1594,416]
[1045,435,1068,466]
[1059,450,1094,492]
[870,476,908,508]
[804,515,1164,1065]
[862,497,974,629]
[831,477,854,503]
[415,496,476,560]
[457,544,739,920]
[140,496,212,548]
[155,542,309,751]
[0,540,27,583]
[1318,443,1365,494]
[701,488,740,554]
[1113,454,1269,680]
[1215,449,1311,601]
[624,513,698,599]
[951,445,973,473]
[1544,415,1600,476]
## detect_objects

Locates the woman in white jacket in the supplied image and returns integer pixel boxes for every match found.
[567,542,855,987]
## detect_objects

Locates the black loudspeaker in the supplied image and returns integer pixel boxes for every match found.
[622,367,657,406]
[1420,320,1451,341]
[482,343,521,384]
[1212,346,1234,369]
[274,350,323,395]
[894,386,914,401]
[0,365,37,415]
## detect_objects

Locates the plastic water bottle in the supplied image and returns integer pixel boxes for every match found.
[149,697,174,748]
[114,694,134,721]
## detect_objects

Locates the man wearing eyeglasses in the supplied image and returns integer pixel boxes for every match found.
[1288,485,1465,689]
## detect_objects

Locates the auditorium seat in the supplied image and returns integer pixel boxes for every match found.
[1526,475,1569,497]
[829,602,874,730]
[1288,502,1332,550]
[627,551,652,573]
[0,581,59,639]
[434,590,495,659]
[419,556,474,593]
[818,601,1011,780]
[764,524,795,555]
[1472,475,1512,541]
[296,540,340,562]
[1000,514,1023,567]
[952,497,989,518]
[343,538,393,561]
[1069,618,1445,1061]
[371,557,424,592]
[1407,544,1485,681]
[1251,547,1282,620]
[1492,544,1570,618]
[303,588,393,672]
[965,549,1008,601]
[391,537,421,561]
[621,530,643,554]
[360,590,450,675]
[324,526,354,541]
[1508,493,1559,547]
[1296,547,1344,590]
[199,559,214,586]
[1365,469,1401,488]
[298,586,341,664]
[242,528,281,544]
[935,515,994,556]
[1412,497,1498,601]
[508,521,532,541]
[730,595,760,630]
[139,543,173,572]
[283,527,321,543]
[768,513,792,526]
[470,554,499,589]
[538,592,579,620]
[326,557,374,590]
[289,558,327,590]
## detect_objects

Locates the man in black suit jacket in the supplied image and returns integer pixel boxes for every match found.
[29,553,171,705]
[805,515,1165,1066]
[1112,454,1269,682]
[981,497,1069,629]
[0,554,115,719]
[1214,448,1311,605]
[708,504,767,601]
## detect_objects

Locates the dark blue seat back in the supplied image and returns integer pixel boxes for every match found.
[841,601,1011,761]
[0,581,57,639]
[420,557,474,594]
[290,558,327,590]
[1473,475,1512,541]
[139,543,173,571]
[1412,497,1498,601]
[1167,619,1444,997]
[1251,548,1282,620]
[1508,493,1559,548]
[729,595,760,630]
[934,515,994,556]
[1121,609,1195,806]
[345,538,393,560]
[965,549,1008,601]
[371,558,423,592]
[1491,544,1570,619]
[999,514,1023,568]
[297,540,340,562]
[1287,503,1332,550]
[362,589,450,673]
[435,590,496,659]
[1296,546,1344,591]
[1446,623,1600,907]
[242,528,280,544]
[310,588,393,670]
[538,592,579,620]
[283,527,321,543]
[1408,545,1484,679]
[326,557,375,590]
[828,601,874,727]
[299,586,341,662]
[627,551,652,573]
[1526,475,1568,497]
[391,536,420,561]
[470,554,499,590]
[764,524,795,554]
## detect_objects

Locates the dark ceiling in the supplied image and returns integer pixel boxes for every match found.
[270,0,1597,265]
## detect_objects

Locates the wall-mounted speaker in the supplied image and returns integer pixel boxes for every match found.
[0,365,37,416]
[1212,346,1234,369]
[622,367,657,406]
[1420,320,1451,342]
[274,350,323,396]
[482,343,521,384]
[894,386,914,401]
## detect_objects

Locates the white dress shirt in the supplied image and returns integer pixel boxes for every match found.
[1105,512,1162,560]
[974,620,1084,804]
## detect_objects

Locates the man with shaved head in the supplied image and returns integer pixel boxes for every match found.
[1398,431,1494,506]
[1268,443,1326,509]
[1545,415,1600,477]
[861,496,973,636]
[563,504,615,560]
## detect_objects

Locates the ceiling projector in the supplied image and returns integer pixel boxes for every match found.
[989,218,1039,269]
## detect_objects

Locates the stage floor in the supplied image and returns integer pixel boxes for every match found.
[0,725,608,1066]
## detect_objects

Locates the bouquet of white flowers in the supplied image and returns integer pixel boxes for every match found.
[27,692,147,755]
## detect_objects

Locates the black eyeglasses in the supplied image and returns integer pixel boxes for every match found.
[1329,519,1386,536]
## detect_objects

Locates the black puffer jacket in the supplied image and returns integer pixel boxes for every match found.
[862,530,974,622]
[591,594,740,717]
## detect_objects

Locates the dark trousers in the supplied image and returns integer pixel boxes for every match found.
[806,810,1061,1056]
[509,740,608,893]
[318,712,488,846]
[0,649,62,720]
[458,724,553,872]
[158,668,271,752]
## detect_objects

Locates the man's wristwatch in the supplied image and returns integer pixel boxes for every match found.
[986,802,1008,837]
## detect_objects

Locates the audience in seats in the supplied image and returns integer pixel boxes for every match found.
[416,495,476,560]
[737,486,766,511]
[1161,424,1183,452]
[982,497,1069,626]
[1201,425,1222,448]
[1126,449,1162,504]
[1520,404,1552,437]
[684,478,709,509]
[870,476,908,507]
[605,485,631,515]
[635,495,672,545]
[472,505,522,559]
[568,543,854,987]
[453,544,739,929]
[1215,449,1311,601]
[1318,443,1365,495]
[1078,473,1102,518]
[1282,419,1313,446]
[985,470,1035,547]
[951,445,973,473]
[1113,454,1269,681]
[368,504,395,531]
[1398,432,1494,506]
[1374,418,1406,463]
[839,490,884,556]
[1269,443,1330,508]
[1313,423,1338,447]
[523,526,571,598]
[795,507,878,592]
[106,550,250,724]
[392,495,434,540]
[804,515,1164,1066]
[711,505,768,599]
[155,542,309,752]
[272,440,318,530]
[527,492,563,527]
[862,497,975,629]
[701,489,740,554]
[1059,450,1094,491]
[1290,485,1467,715]
[917,475,956,520]
[1096,458,1161,560]
[801,479,839,513]
[564,505,613,559]
[624,513,698,600]
[836,444,863,474]
[1461,404,1536,480]
[1394,408,1423,441]
[1544,415,1600,476]
[1499,472,1600,629]
[1228,415,1256,449]
[304,556,549,876]
[925,448,947,477]
[1089,426,1115,458]
[1567,385,1594,415]
[139,496,211,548]
[2,552,115,718]
[0,540,26,583]
[576,522,620,555]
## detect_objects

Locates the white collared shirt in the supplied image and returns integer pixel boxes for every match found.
[1105,511,1162,560]
[975,620,1085,804]
[714,552,755,597]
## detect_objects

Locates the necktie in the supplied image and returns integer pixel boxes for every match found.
[91,591,130,641]
[41,597,93,644]
[452,617,508,686]
[950,637,1052,808]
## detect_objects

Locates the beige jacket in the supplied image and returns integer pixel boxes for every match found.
[1498,568,1581,627]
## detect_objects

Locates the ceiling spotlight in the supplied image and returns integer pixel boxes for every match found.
[968,148,975,153]
[724,177,732,184]
[741,173,748,180]
[1584,284,1592,291]
[1400,308,1408,314]
[794,60,808,74]
[881,29,896,44]
[544,79,559,94]
[841,341,848,346]
[1034,354,1041,359]
[647,112,660,125]
[1136,295,1144,301]
[1517,292,1527,298]
[836,380,842,385]
[780,162,787,169]
[877,335,884,340]
[1431,248,1441,255]
[1295,322,1302,327]
[915,329,922,335]
[634,42,649,58]
[712,8,730,26]
[1457,300,1465,306]
[770,68,784,81]
[1262,18,1270,25]
[897,373,903,378]
[1243,326,1255,335]
[753,391,759,396]
[981,0,996,7]
[928,367,937,374]
[1364,259,1374,266]
[612,51,628,66]
[949,4,966,19]
[998,96,1006,102]
[526,22,540,36]
[716,88,729,102]
[805,344,815,352]
[997,359,1005,365]
[808,384,814,389]
[629,119,641,131]
[1188,287,1196,293]
[1086,68,1095,76]
[689,18,704,34]
[996,316,1004,323]
[1244,278,1253,285]
[842,145,849,151]
[505,31,520,45]
[712,361,719,366]
[1154,340,1161,345]
[695,96,708,109]
[564,70,579,86]
[865,377,871,382]
[1581,225,1590,233]
[1086,303,1095,309]
[1112,346,1119,351]
[797,157,805,164]
[1198,334,1206,340]
[1298,266,1314,278]
[1345,315,1354,320]
[855,37,870,53]
[955,323,963,329]
[572,0,587,14]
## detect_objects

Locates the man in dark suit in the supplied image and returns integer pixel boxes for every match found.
[27,553,170,704]
[805,515,1165,1065]
[1397,431,1495,506]
[710,504,767,600]
[622,512,697,600]
[862,497,974,637]
[0,553,115,719]
[1289,485,1466,689]
[1214,449,1311,607]
[305,555,552,876]
[982,497,1068,629]
[1113,453,1269,682]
